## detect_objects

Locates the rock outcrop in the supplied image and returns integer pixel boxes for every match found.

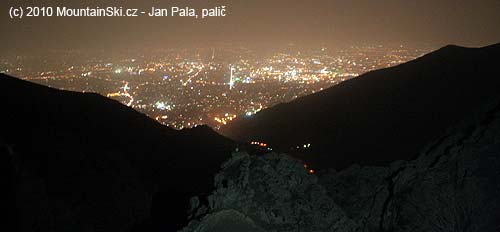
[181,152,359,232]
[182,209,266,232]
[321,99,500,231]
[183,99,500,231]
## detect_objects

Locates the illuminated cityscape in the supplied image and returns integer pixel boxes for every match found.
[1,45,430,130]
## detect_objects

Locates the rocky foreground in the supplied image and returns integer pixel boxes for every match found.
[182,99,500,232]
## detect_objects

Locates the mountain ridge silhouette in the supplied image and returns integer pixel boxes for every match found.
[221,43,500,169]
[0,74,236,231]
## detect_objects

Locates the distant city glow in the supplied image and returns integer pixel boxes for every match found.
[5,45,429,130]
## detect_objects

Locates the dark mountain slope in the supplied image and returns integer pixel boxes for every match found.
[0,74,235,231]
[182,89,500,232]
[221,43,500,170]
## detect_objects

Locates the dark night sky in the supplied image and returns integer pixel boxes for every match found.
[1,0,500,53]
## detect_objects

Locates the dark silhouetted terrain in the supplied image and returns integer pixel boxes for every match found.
[183,95,500,232]
[3,43,500,232]
[221,43,500,170]
[0,74,235,231]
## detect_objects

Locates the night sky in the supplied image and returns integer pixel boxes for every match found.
[1,0,500,53]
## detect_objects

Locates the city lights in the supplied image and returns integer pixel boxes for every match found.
[4,45,428,130]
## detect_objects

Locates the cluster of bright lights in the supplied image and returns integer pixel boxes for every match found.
[250,141,268,147]
[214,113,237,125]
[11,45,428,130]
[155,101,173,111]
[296,143,312,149]
[245,103,263,117]
[105,82,134,106]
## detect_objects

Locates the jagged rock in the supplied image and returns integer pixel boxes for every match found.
[319,164,391,231]
[184,100,500,232]
[182,152,359,232]
[320,100,500,231]
[181,209,265,232]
